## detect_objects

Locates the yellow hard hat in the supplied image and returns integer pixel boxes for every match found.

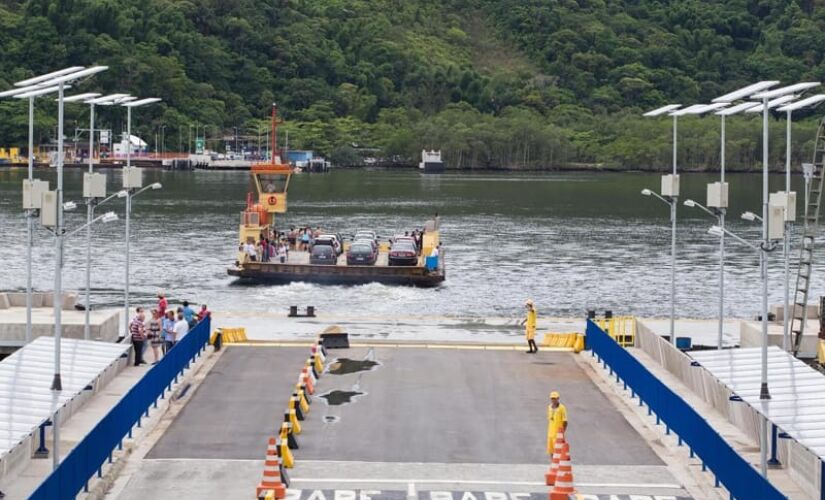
[550,391,560,399]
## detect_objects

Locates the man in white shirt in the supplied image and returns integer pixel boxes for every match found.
[244,241,257,262]
[173,312,190,342]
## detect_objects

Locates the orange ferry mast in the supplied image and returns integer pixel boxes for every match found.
[236,104,292,262]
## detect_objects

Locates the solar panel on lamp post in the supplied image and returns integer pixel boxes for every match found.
[674,102,735,351]
[44,66,107,472]
[121,98,162,341]
[776,94,825,355]
[642,104,682,344]
[71,93,139,341]
[701,101,763,350]
[1,81,75,347]
[749,81,817,478]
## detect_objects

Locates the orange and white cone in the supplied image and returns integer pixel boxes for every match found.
[300,372,315,395]
[549,437,576,499]
[545,432,565,485]
[312,343,326,363]
[256,437,287,498]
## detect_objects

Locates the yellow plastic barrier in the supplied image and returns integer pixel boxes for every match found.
[595,316,636,347]
[540,332,581,350]
[818,339,825,365]
[278,437,294,468]
[210,327,248,344]
[289,409,302,434]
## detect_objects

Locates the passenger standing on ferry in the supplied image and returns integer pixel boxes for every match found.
[301,229,310,251]
[288,227,296,249]
[261,238,270,262]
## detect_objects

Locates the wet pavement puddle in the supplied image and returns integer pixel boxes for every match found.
[319,390,365,405]
[327,358,380,375]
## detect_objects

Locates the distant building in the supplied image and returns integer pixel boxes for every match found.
[286,150,313,165]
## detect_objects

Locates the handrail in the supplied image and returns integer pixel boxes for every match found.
[586,319,784,499]
[29,318,211,499]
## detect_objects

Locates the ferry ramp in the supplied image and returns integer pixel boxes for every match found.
[113,344,692,500]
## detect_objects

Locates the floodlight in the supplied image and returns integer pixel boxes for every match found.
[708,226,724,237]
[742,211,758,221]
[14,66,84,87]
[752,82,820,100]
[63,93,101,103]
[116,190,128,198]
[123,97,161,108]
[745,95,799,113]
[777,95,825,112]
[150,182,162,190]
[713,81,780,103]
[13,85,70,99]
[101,212,118,223]
[641,189,652,196]
[643,104,681,117]
[684,199,696,207]
[715,102,761,116]
[63,201,78,211]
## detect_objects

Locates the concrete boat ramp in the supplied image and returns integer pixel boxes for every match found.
[107,343,695,500]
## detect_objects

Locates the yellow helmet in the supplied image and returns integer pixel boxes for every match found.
[550,391,560,399]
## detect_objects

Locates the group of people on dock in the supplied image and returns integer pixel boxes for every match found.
[128,293,210,366]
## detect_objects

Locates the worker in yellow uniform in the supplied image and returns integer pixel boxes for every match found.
[520,299,538,354]
[547,391,568,454]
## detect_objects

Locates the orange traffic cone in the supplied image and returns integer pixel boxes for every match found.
[549,437,576,499]
[301,372,315,395]
[545,432,565,485]
[256,437,287,499]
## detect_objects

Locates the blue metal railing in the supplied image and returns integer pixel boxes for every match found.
[29,318,211,499]
[586,319,785,500]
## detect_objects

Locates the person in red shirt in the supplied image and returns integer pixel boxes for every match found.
[157,291,168,319]
[197,304,211,322]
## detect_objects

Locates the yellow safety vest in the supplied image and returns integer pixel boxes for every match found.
[547,403,567,439]
[526,309,537,339]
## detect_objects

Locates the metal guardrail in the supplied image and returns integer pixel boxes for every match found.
[29,318,211,499]
[586,319,785,499]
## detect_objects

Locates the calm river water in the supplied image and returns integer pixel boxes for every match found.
[0,168,820,321]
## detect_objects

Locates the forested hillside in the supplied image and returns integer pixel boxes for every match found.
[0,0,823,170]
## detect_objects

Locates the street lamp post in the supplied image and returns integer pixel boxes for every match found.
[776,94,825,352]
[1,68,85,344]
[706,96,771,348]
[121,98,162,338]
[747,81,816,478]
[643,104,684,343]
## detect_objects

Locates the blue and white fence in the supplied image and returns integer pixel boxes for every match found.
[587,319,784,499]
[29,318,211,499]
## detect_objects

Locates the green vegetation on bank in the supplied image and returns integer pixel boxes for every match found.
[0,0,824,170]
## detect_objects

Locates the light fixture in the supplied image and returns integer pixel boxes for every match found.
[742,211,758,221]
[708,226,724,237]
[63,201,77,211]
[684,199,696,207]
[641,189,652,196]
[101,211,118,223]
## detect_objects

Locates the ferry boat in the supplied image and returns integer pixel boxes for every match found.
[227,106,445,287]
[419,149,445,173]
